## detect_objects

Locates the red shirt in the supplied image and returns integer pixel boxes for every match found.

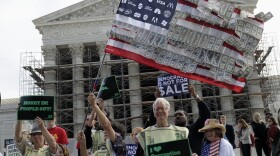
[47,126,69,144]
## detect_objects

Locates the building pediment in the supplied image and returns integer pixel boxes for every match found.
[33,0,118,27]
[33,0,119,46]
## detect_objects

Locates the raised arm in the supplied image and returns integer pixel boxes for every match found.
[88,93,116,142]
[15,104,23,143]
[14,120,23,143]
[189,85,210,127]
[35,117,57,154]
[189,85,201,102]
[84,111,96,149]
[77,132,89,156]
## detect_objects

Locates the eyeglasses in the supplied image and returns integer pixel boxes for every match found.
[31,132,42,136]
[154,107,168,112]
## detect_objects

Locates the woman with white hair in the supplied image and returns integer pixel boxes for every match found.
[251,112,270,156]
[136,98,189,154]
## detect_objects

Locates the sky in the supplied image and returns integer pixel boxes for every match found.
[0,0,279,99]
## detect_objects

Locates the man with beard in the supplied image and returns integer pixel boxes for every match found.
[174,85,210,155]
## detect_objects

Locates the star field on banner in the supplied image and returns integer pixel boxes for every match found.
[105,0,273,93]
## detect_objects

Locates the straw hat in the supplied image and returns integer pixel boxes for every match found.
[198,119,226,133]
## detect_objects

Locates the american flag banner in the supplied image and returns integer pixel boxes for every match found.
[105,0,273,93]
[201,141,211,156]
[201,139,221,156]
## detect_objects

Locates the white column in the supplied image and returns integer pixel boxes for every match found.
[97,41,110,61]
[42,45,57,67]
[42,46,57,97]
[220,88,235,125]
[166,96,175,124]
[128,62,143,128]
[69,43,85,134]
[247,70,265,117]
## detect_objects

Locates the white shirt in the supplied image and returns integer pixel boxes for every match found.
[219,138,235,156]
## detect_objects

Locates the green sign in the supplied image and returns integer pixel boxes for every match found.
[147,139,192,156]
[97,76,121,100]
[18,96,54,120]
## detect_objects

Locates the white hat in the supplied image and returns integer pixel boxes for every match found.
[30,123,42,134]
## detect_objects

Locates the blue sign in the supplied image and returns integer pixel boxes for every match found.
[126,144,138,156]
[117,0,177,29]
[157,74,189,97]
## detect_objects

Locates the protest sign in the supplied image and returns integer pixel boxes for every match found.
[147,139,192,156]
[126,144,138,156]
[6,144,21,156]
[105,0,273,93]
[97,76,121,101]
[4,139,14,148]
[18,96,54,120]
[158,74,189,97]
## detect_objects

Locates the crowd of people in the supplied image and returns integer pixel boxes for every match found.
[12,85,280,156]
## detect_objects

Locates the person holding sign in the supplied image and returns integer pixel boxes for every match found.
[14,117,58,156]
[130,127,144,156]
[198,119,235,156]
[76,109,111,156]
[77,93,126,156]
[137,98,190,155]
[174,85,211,155]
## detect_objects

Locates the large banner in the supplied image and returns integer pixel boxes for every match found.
[105,0,272,93]
[158,74,189,97]
[18,96,54,120]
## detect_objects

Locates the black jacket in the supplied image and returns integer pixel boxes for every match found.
[187,100,210,155]
[251,121,268,140]
[225,124,236,148]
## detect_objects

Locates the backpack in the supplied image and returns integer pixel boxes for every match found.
[250,133,255,147]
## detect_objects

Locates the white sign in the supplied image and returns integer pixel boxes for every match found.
[6,144,21,156]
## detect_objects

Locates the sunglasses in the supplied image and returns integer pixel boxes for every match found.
[31,132,42,136]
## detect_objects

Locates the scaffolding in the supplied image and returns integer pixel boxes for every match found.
[20,27,279,139]
[19,52,44,97]
[20,46,259,137]
[257,32,280,113]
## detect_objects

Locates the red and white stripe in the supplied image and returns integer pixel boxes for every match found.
[176,17,245,63]
[105,38,246,93]
[176,0,224,25]
[177,17,239,39]
[209,139,220,156]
